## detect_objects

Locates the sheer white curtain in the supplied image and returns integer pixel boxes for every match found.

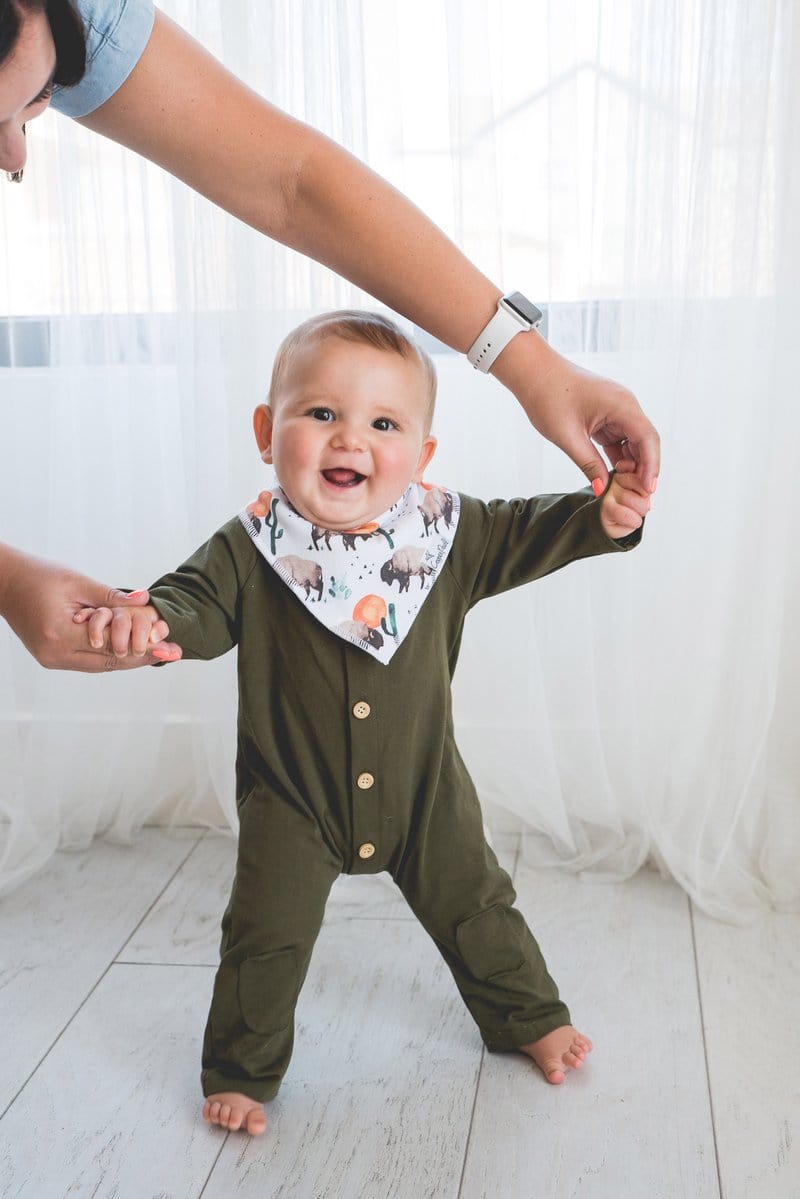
[435,0,800,920]
[0,0,373,891]
[1,1,797,920]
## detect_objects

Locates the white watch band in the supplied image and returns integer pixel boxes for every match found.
[467,294,541,372]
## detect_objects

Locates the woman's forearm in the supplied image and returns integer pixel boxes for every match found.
[79,13,500,347]
[0,542,22,622]
[79,10,659,489]
[284,136,505,351]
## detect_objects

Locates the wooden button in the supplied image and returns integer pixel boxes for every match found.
[358,843,376,860]
[356,772,375,790]
[353,701,371,720]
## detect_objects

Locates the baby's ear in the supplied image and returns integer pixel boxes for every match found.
[253,404,274,462]
[413,435,438,482]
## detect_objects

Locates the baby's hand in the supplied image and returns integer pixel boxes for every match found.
[72,602,181,662]
[599,460,652,539]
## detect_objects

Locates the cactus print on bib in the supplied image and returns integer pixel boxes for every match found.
[238,480,460,663]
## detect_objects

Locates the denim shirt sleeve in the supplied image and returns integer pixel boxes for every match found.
[51,0,155,119]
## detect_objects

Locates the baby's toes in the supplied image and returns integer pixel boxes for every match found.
[563,1050,585,1069]
[542,1060,567,1084]
[247,1108,268,1136]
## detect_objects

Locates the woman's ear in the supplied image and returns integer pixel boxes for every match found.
[412,435,438,482]
[253,404,274,463]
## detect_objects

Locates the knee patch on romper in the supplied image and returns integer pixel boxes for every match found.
[238,948,300,1036]
[455,905,526,981]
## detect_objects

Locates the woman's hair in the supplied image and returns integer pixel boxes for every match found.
[0,0,86,87]
[269,311,438,432]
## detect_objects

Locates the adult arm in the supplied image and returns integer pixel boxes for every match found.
[0,542,178,671]
[77,9,659,493]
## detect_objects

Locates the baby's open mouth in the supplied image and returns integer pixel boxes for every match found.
[322,469,365,487]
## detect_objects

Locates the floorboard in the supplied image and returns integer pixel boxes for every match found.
[0,829,199,1115]
[693,905,800,1199]
[0,963,218,1199]
[2,831,796,1199]
[121,830,238,966]
[201,917,480,1199]
[460,864,720,1199]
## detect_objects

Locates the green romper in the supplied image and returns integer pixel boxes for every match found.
[148,487,639,1102]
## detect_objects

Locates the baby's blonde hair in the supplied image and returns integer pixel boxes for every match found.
[268,311,437,432]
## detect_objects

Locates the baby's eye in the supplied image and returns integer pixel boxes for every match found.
[310,407,334,422]
[372,417,397,432]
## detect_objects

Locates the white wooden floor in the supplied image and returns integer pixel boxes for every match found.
[1,828,798,1199]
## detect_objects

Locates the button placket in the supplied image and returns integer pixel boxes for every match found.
[347,665,379,869]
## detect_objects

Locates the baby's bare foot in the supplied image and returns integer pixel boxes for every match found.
[519,1025,593,1085]
[202,1092,267,1135]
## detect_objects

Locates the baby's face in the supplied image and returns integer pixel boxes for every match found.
[254,337,436,531]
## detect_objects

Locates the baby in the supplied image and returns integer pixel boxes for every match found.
[75,311,649,1136]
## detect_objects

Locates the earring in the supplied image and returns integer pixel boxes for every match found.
[7,124,25,182]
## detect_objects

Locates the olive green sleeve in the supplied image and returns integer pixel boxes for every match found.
[148,518,258,660]
[453,488,642,607]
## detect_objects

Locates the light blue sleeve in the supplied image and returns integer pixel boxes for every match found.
[51,0,155,119]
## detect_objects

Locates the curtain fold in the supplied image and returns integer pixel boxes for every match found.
[1,1,796,920]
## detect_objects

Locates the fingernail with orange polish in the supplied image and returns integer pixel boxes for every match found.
[591,478,604,497]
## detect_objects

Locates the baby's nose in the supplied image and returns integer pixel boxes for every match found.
[332,423,366,450]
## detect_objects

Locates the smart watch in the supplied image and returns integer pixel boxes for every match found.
[466,291,543,372]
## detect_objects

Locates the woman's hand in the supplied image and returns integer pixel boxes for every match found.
[492,333,660,496]
[0,544,182,672]
[72,602,177,662]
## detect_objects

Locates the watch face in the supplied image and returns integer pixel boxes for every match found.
[504,291,543,327]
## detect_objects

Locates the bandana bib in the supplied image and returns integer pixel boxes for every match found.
[238,480,460,664]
